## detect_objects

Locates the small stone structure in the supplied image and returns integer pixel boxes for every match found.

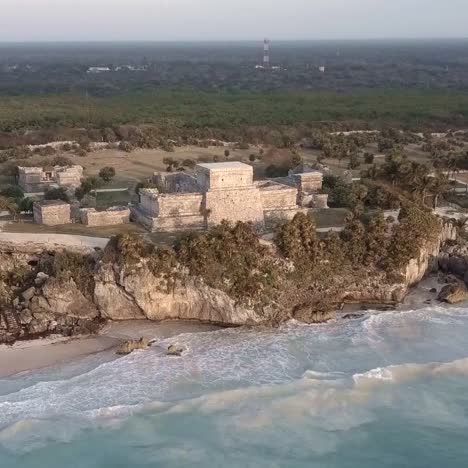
[133,162,328,232]
[18,165,83,193]
[33,200,71,226]
[80,206,131,227]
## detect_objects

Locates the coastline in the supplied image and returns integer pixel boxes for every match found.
[0,274,460,379]
[0,320,220,379]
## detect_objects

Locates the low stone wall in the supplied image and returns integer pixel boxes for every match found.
[299,193,329,209]
[130,207,204,232]
[130,207,156,231]
[258,183,298,211]
[80,207,130,227]
[158,193,204,218]
[131,207,206,232]
[153,215,205,232]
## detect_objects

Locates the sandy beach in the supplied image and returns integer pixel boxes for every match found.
[0,320,220,378]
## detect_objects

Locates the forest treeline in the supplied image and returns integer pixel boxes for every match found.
[1,90,468,149]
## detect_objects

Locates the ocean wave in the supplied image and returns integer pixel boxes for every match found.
[2,353,468,454]
[353,357,468,389]
[1,304,468,454]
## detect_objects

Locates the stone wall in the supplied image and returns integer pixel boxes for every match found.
[299,193,329,209]
[55,166,83,187]
[257,182,298,210]
[33,201,71,226]
[293,172,323,192]
[139,189,160,217]
[133,190,205,232]
[18,167,43,192]
[205,187,264,228]
[80,207,130,227]
[153,215,205,231]
[130,207,204,232]
[158,193,204,218]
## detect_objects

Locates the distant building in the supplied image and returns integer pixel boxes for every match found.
[87,67,111,73]
[115,65,147,72]
[17,165,83,193]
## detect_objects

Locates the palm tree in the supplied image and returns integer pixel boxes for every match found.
[415,175,436,205]
[429,173,453,209]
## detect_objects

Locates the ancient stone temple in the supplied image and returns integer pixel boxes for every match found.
[33,200,71,226]
[18,165,83,193]
[132,162,328,232]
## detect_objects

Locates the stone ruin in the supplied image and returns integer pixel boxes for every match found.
[33,200,130,228]
[33,200,71,226]
[18,165,83,193]
[132,162,328,232]
[80,207,131,227]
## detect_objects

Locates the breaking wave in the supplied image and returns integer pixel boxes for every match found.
[1,303,468,464]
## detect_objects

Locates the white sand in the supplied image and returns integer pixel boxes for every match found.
[0,321,220,378]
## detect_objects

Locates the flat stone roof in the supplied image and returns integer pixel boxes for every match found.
[294,171,323,179]
[35,200,70,207]
[196,162,252,172]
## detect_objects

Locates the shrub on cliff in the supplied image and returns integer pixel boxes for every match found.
[340,215,367,266]
[364,211,392,267]
[385,204,441,272]
[175,221,280,305]
[41,251,96,298]
[103,233,180,292]
[104,233,155,267]
[275,213,320,265]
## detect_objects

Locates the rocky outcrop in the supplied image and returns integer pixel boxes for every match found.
[39,278,99,319]
[93,263,264,326]
[167,344,185,356]
[438,281,468,304]
[405,220,458,286]
[438,243,468,280]
[116,337,150,355]
[0,217,462,343]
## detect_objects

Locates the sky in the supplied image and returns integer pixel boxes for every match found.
[1,0,467,42]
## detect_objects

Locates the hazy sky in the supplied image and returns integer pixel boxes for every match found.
[1,0,467,42]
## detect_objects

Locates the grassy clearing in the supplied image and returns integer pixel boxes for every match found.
[311,209,349,229]
[95,190,133,208]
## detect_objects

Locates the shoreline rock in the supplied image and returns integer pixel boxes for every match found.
[116,337,151,355]
[167,344,185,356]
[437,281,468,304]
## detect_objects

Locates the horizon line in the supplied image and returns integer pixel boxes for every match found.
[1,37,468,45]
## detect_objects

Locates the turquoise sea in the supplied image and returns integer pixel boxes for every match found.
[1,305,468,467]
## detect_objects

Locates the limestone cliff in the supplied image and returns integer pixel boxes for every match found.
[0,219,460,343]
[93,262,263,325]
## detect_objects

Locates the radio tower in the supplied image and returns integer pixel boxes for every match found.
[263,38,271,69]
